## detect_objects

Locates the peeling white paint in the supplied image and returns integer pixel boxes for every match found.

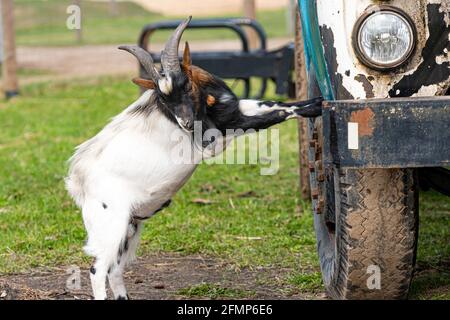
[316,0,368,99]
[411,84,440,96]
[315,0,449,99]
[436,53,450,65]
[436,0,450,27]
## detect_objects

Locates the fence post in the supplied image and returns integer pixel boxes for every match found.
[109,0,119,17]
[242,0,258,49]
[0,0,3,63]
[74,0,82,43]
[1,0,19,99]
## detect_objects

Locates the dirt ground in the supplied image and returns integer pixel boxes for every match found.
[0,253,322,300]
[16,38,290,86]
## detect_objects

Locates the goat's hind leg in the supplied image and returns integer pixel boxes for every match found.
[83,199,131,300]
[108,219,142,300]
[89,257,109,300]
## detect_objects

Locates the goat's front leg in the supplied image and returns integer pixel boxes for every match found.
[222,97,322,131]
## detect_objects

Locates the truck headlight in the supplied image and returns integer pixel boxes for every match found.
[353,7,416,70]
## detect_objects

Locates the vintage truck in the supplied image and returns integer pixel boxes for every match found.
[298,0,449,299]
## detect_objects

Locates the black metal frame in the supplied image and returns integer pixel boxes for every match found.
[322,96,450,168]
[138,18,295,98]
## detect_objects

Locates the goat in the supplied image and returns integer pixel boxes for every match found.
[66,16,322,300]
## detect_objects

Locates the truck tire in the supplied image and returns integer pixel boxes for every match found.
[310,120,419,299]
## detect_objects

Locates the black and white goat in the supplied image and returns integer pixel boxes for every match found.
[66,17,322,300]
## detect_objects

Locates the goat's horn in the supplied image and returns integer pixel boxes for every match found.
[161,16,192,75]
[118,45,161,81]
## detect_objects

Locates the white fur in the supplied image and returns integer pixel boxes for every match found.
[66,89,199,299]
[158,77,173,95]
[66,90,304,299]
[238,100,297,117]
[220,93,234,103]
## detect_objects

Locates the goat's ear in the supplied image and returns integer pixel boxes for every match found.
[183,41,192,69]
[132,77,156,89]
[182,42,193,81]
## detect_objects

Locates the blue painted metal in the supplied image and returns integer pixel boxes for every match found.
[298,0,335,100]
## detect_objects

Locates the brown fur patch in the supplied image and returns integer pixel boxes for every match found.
[190,66,215,86]
[180,44,215,112]
[132,78,156,89]
[207,95,216,107]
[182,42,194,84]
[183,42,192,69]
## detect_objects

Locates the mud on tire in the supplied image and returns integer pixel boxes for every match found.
[314,167,419,299]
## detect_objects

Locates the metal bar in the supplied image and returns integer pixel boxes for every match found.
[138,18,261,98]
[138,19,252,53]
[322,97,450,168]
[136,18,296,98]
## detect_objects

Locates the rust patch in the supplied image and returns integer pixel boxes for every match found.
[350,108,375,137]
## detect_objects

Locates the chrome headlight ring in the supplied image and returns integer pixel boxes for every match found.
[353,6,417,71]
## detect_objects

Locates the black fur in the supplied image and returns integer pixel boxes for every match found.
[258,100,276,107]
[198,73,322,133]
[133,64,322,137]
[131,199,172,222]
[117,237,129,265]
[133,72,199,131]
[90,266,96,275]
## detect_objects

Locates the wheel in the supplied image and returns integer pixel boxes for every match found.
[309,118,419,299]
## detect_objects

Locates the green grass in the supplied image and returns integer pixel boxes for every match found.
[288,272,323,292]
[15,0,289,47]
[0,76,315,274]
[0,76,448,299]
[177,283,254,299]
[409,191,450,299]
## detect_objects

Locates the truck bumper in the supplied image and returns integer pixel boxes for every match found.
[322,97,450,168]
